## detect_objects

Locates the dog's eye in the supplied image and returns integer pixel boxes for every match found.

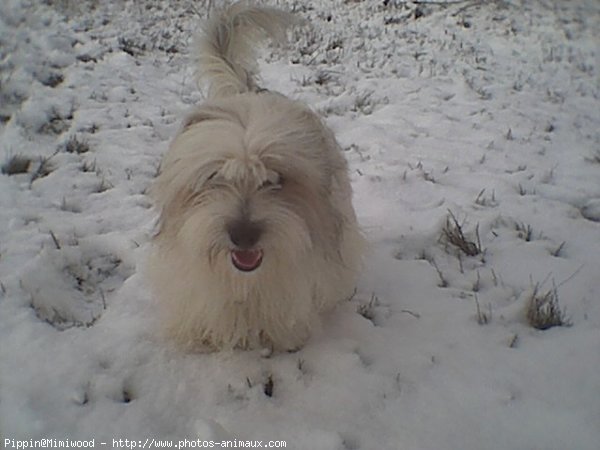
[201,171,221,189]
[260,172,283,190]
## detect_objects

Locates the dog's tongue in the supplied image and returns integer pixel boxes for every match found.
[231,249,263,272]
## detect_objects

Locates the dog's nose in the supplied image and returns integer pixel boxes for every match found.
[227,219,263,249]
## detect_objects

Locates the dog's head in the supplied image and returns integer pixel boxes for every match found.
[152,94,347,279]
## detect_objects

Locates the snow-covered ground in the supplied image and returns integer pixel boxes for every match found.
[1,0,599,449]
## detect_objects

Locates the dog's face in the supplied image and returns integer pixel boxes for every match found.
[153,95,345,283]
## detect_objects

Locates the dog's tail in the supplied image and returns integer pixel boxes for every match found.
[196,2,296,99]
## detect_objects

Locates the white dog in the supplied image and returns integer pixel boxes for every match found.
[147,2,364,351]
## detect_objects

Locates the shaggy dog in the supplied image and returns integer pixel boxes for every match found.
[148,2,364,351]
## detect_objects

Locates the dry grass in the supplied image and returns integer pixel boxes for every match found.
[514,222,534,241]
[584,148,600,164]
[474,188,498,207]
[1,154,32,175]
[263,374,274,397]
[29,155,55,185]
[65,135,90,154]
[440,210,481,256]
[39,106,72,135]
[551,241,566,257]
[357,294,380,321]
[474,294,491,325]
[429,257,449,288]
[526,282,571,330]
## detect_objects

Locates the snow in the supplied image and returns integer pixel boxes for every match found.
[1,0,599,449]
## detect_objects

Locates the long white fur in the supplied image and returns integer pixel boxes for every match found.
[196,2,296,98]
[148,2,364,351]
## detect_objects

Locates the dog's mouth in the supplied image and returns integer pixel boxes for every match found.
[231,249,263,272]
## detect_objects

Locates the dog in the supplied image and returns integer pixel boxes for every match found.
[147,2,365,352]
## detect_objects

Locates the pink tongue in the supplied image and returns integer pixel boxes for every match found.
[231,249,263,271]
